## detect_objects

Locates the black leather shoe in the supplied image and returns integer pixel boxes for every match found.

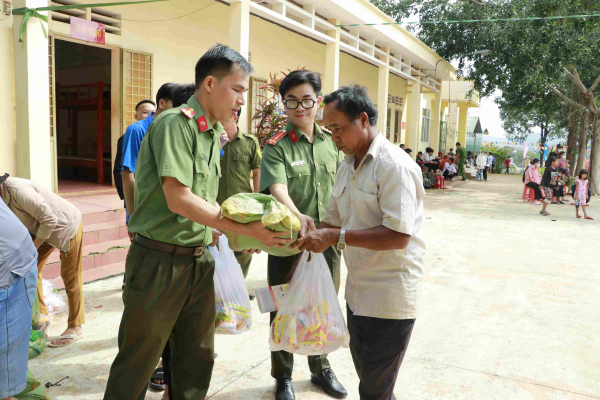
[275,378,295,400]
[311,368,347,398]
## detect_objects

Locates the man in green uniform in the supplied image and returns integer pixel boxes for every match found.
[103,45,291,400]
[456,141,467,181]
[218,107,262,282]
[260,70,347,400]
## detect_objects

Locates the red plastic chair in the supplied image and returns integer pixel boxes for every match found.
[522,186,535,202]
[434,175,445,189]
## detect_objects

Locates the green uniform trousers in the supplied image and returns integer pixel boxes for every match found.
[234,251,252,278]
[267,246,341,379]
[104,242,216,400]
[458,161,467,180]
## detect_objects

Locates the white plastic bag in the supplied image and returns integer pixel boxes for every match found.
[42,279,67,315]
[269,251,349,355]
[210,235,252,334]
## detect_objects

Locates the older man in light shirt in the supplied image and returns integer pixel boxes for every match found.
[294,85,426,400]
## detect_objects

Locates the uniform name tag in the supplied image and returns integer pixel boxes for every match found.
[291,160,306,167]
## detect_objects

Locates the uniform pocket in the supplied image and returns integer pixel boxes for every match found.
[326,161,337,174]
[285,164,312,197]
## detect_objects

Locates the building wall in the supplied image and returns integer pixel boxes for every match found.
[0,20,17,176]
[339,52,379,102]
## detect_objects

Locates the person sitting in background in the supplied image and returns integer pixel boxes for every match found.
[439,154,450,172]
[415,151,425,169]
[442,158,458,181]
[0,174,84,348]
[399,144,406,150]
[524,158,543,205]
[0,196,38,400]
[423,147,440,172]
[404,148,413,158]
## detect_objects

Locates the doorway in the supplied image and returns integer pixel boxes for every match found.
[54,39,112,194]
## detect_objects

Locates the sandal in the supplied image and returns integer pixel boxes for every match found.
[48,331,84,348]
[149,367,166,391]
[577,215,582,218]
[585,216,594,220]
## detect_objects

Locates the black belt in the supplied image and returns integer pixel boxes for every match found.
[134,234,205,256]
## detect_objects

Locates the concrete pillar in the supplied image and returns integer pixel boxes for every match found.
[376,47,390,134]
[458,104,468,147]
[430,90,442,153]
[229,0,250,134]
[406,80,421,150]
[12,0,52,190]
[447,101,458,151]
[324,19,340,95]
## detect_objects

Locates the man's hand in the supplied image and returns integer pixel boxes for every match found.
[242,248,262,255]
[297,214,317,238]
[291,228,339,253]
[32,236,45,249]
[210,230,223,247]
[246,221,295,248]
[128,231,135,242]
[219,131,229,148]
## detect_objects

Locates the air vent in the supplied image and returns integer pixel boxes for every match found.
[50,0,122,36]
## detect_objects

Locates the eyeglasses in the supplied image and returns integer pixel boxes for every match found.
[283,99,317,110]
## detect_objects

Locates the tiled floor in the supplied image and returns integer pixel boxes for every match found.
[58,179,114,195]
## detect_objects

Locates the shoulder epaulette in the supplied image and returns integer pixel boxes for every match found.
[181,107,195,119]
[266,131,287,145]
[321,127,332,135]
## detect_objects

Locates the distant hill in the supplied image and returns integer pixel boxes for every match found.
[482,134,565,147]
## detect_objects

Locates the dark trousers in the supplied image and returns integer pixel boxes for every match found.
[104,243,216,400]
[442,170,456,180]
[234,251,252,278]
[268,246,341,379]
[554,185,565,198]
[347,305,415,400]
[483,168,488,181]
[505,166,510,174]
[526,182,543,200]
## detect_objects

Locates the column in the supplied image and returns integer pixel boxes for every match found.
[447,101,458,151]
[405,80,421,150]
[376,47,390,134]
[324,19,340,95]
[458,104,468,147]
[13,0,52,190]
[430,90,442,153]
[229,0,250,134]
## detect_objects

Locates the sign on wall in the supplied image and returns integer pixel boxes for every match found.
[70,16,105,45]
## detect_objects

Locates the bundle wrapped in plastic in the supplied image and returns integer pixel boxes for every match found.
[42,279,67,315]
[269,252,349,356]
[221,193,301,257]
[210,236,252,334]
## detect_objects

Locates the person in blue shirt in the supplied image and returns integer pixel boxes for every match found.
[122,83,178,228]
[0,177,38,400]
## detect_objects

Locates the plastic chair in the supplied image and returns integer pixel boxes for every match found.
[434,175,445,189]
[522,186,535,202]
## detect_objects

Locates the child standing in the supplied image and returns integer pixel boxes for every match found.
[539,156,559,216]
[574,169,594,220]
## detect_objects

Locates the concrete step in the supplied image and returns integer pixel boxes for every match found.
[42,238,130,280]
[49,261,126,290]
[83,220,128,247]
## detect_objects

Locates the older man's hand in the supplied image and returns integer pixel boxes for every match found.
[291,228,339,253]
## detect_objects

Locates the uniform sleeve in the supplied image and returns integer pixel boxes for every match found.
[259,144,287,192]
[121,124,143,173]
[151,115,195,188]
[14,187,58,240]
[251,138,262,170]
[378,163,422,236]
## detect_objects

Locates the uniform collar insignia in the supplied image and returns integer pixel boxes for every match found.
[181,107,195,119]
[197,115,209,133]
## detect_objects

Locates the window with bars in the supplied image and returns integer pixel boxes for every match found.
[122,50,152,132]
[394,110,400,143]
[249,77,268,135]
[387,94,404,108]
[421,108,431,143]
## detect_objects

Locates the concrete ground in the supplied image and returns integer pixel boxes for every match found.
[30,174,600,400]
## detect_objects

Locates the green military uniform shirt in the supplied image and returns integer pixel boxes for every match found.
[217,129,262,205]
[259,121,342,224]
[128,95,223,247]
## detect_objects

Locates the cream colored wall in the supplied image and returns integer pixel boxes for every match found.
[0,19,17,176]
[387,74,407,144]
[339,52,379,101]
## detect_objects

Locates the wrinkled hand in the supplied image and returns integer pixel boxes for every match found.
[291,228,338,253]
[210,230,223,247]
[247,221,294,248]
[242,248,262,255]
[297,214,317,238]
[219,131,229,148]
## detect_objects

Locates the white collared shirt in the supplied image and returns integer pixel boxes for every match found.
[323,133,426,320]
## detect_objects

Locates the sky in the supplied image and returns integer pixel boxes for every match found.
[467,92,507,138]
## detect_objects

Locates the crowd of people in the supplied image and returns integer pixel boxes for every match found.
[1,45,425,400]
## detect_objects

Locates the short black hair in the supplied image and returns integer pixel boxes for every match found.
[531,158,540,164]
[135,99,155,111]
[417,151,423,155]
[456,142,461,146]
[579,169,588,178]
[280,70,322,98]
[195,44,253,90]
[405,148,413,154]
[547,156,557,164]
[156,83,177,106]
[172,83,196,108]
[400,144,406,148]
[323,85,378,126]
[426,147,433,153]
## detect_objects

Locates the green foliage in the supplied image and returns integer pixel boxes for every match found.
[482,143,511,173]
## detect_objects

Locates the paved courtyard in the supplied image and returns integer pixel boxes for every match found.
[30,174,600,400]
